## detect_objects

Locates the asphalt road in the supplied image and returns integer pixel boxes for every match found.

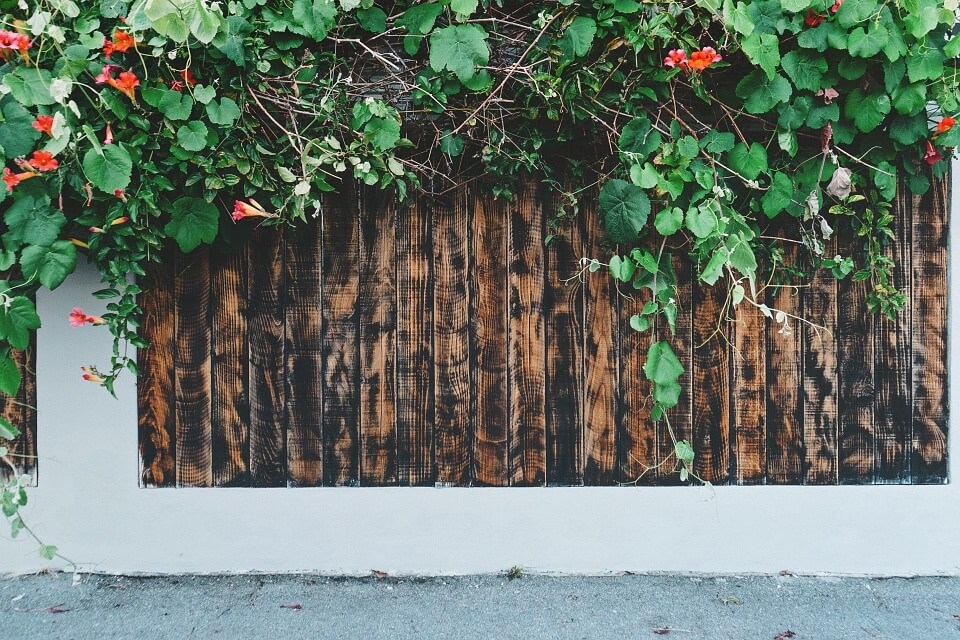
[3,572,959,639]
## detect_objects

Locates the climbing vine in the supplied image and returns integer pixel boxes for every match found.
[0,0,958,553]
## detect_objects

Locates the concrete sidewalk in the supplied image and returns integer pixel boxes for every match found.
[2,572,959,639]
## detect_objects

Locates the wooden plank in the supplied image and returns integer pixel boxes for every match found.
[691,282,730,484]
[359,189,398,486]
[765,242,804,485]
[395,196,434,486]
[582,204,617,485]
[1,344,36,483]
[322,190,360,486]
[837,219,876,484]
[507,183,547,486]
[433,186,472,486]
[658,251,694,485]
[174,247,213,487]
[803,236,839,485]
[285,221,324,487]
[138,252,176,486]
[210,245,250,486]
[874,189,913,483]
[471,188,508,486]
[544,194,584,486]
[911,177,949,483]
[732,303,766,485]
[616,249,654,485]
[247,230,286,487]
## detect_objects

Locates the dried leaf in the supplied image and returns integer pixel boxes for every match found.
[774,632,796,640]
[652,627,671,635]
[45,604,70,614]
[816,87,839,103]
[280,603,303,611]
[371,569,389,579]
[825,167,852,200]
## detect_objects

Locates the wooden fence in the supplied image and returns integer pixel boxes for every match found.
[134,180,949,487]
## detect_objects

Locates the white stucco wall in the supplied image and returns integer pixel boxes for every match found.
[0,167,956,576]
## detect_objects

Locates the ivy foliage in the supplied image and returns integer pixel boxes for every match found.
[0,0,956,499]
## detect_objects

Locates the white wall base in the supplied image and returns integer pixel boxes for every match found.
[0,166,956,576]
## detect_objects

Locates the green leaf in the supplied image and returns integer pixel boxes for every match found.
[780,0,810,10]
[559,16,597,58]
[780,50,827,92]
[619,117,661,158]
[629,163,659,188]
[728,142,768,180]
[0,416,19,440]
[0,98,41,159]
[193,85,216,104]
[685,201,720,239]
[290,0,338,40]
[163,197,219,252]
[83,145,133,194]
[655,207,684,236]
[644,340,684,385]
[217,16,250,66]
[844,89,891,133]
[158,90,194,120]
[190,1,222,44]
[3,196,66,250]
[598,179,651,243]
[101,0,129,18]
[398,3,443,34]
[847,24,888,58]
[727,234,758,279]
[356,6,387,32]
[176,121,209,151]
[805,102,839,128]
[700,130,735,154]
[629,314,650,333]
[735,71,792,114]
[20,240,77,290]
[0,356,20,397]
[903,1,940,38]
[364,117,401,152]
[144,0,194,42]
[741,32,780,80]
[892,82,927,116]
[3,68,55,107]
[889,115,928,145]
[907,46,945,83]
[761,171,795,218]
[675,440,695,464]
[205,97,241,126]
[449,0,479,21]
[608,255,637,282]
[0,297,41,350]
[39,545,58,560]
[835,0,878,28]
[724,0,755,36]
[777,96,811,131]
[676,136,700,159]
[429,25,489,83]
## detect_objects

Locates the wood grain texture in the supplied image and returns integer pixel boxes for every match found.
[911,178,949,483]
[582,206,617,485]
[138,252,176,486]
[471,188,509,486]
[433,187,472,486]
[1,344,36,483]
[285,221,324,487]
[692,282,730,484]
[174,247,213,487]
[248,230,286,487]
[616,251,654,485]
[874,190,912,483]
[210,245,250,486]
[359,189,398,486]
[322,190,360,486]
[507,183,546,486]
[544,197,584,486]
[732,304,765,485]
[802,236,839,485]
[765,243,804,485]
[395,196,434,486]
[837,220,876,484]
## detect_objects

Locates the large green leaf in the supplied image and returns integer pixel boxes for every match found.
[290,0,338,40]
[398,3,443,34]
[618,116,661,158]
[728,142,768,181]
[0,356,21,397]
[164,197,219,252]
[735,71,792,114]
[907,46,945,83]
[3,195,66,250]
[0,297,41,351]
[0,415,19,440]
[598,179,650,243]
[143,0,195,42]
[449,0,478,21]
[158,90,194,120]
[205,97,241,126]
[429,25,489,82]
[20,240,77,290]
[741,32,780,80]
[82,145,133,193]
[780,50,826,92]
[847,24,888,58]
[685,201,720,239]
[0,98,41,159]
[3,68,55,107]
[644,340,684,387]
[558,16,597,58]
[844,89,891,133]
[176,121,209,151]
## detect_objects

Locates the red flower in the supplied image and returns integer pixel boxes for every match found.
[804,9,825,27]
[0,29,30,60]
[231,199,277,222]
[70,308,106,327]
[27,150,58,172]
[81,366,105,383]
[102,37,115,59]
[2,167,37,191]
[110,71,140,101]
[95,64,119,85]
[687,47,722,72]
[114,188,126,201]
[936,116,955,135]
[663,49,687,69]
[830,0,842,13]
[32,115,54,136]
[181,68,198,86]
[924,141,942,165]
[169,79,185,92]
[112,30,135,53]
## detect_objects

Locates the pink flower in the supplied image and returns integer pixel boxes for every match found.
[69,307,106,326]
[687,47,722,72]
[231,199,277,222]
[924,140,942,165]
[663,49,687,69]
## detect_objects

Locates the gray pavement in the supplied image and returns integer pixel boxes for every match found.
[2,572,959,639]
